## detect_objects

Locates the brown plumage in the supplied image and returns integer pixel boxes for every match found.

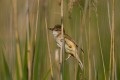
[49,24,84,70]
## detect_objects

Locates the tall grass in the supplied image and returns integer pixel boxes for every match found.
[0,0,120,80]
[12,0,23,79]
[111,0,115,80]
[94,0,106,80]
[45,15,53,79]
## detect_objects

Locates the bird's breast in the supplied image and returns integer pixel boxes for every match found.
[56,37,62,48]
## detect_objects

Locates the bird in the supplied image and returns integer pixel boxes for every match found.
[48,24,84,70]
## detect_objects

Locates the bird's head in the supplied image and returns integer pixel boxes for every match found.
[48,24,65,37]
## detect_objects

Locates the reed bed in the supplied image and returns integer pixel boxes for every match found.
[0,0,120,80]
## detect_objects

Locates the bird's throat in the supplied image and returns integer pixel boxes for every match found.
[53,31,59,37]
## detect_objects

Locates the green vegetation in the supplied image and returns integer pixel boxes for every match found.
[0,0,120,80]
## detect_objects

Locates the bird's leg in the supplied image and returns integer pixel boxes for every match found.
[65,54,71,61]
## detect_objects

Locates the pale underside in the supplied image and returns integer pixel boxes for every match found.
[52,31,83,70]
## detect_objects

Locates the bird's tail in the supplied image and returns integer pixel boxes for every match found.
[74,53,83,71]
[78,59,83,71]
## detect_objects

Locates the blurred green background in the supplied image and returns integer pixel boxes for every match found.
[0,0,120,80]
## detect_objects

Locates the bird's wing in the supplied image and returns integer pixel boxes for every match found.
[64,34,78,47]
[64,34,84,53]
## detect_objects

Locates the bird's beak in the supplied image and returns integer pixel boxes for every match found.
[48,28,53,31]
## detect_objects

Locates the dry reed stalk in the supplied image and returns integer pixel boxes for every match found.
[93,55,97,80]
[93,0,107,80]
[107,0,112,79]
[26,0,32,80]
[84,15,91,80]
[81,0,89,79]
[107,0,112,32]
[79,10,85,79]
[114,61,117,80]
[60,0,64,80]
[74,16,77,80]
[10,7,14,80]
[111,0,115,79]
[88,1,91,80]
[107,0,115,80]
[31,0,40,79]
[74,64,77,80]
[45,16,53,79]
[11,0,23,79]
[34,0,39,44]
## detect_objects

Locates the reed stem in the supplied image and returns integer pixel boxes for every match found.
[12,0,23,79]
[45,16,53,80]
[60,0,64,80]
